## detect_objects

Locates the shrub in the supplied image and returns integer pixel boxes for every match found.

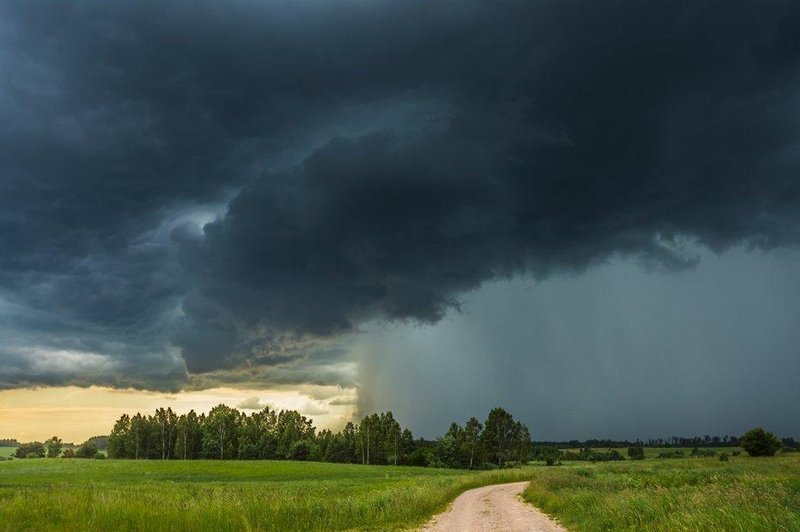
[14,442,45,459]
[75,441,98,459]
[627,447,645,460]
[535,446,562,466]
[62,449,75,458]
[587,450,625,462]
[406,447,433,467]
[719,452,729,462]
[740,428,782,457]
[657,450,685,459]
[691,448,717,458]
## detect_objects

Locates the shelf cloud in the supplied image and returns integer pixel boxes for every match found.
[1,0,800,412]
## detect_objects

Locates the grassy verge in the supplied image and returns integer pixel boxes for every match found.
[522,453,800,531]
[0,459,533,531]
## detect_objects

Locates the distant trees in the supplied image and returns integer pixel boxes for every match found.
[480,407,533,466]
[740,428,782,457]
[14,442,45,458]
[105,404,532,470]
[431,408,531,469]
[559,448,625,462]
[108,404,408,464]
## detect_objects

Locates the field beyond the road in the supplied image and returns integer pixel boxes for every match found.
[0,459,533,531]
[524,453,800,531]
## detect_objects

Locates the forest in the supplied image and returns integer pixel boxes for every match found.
[105,405,532,469]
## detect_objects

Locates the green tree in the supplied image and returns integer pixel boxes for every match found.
[275,410,314,459]
[357,414,380,464]
[14,442,45,458]
[75,441,98,459]
[203,404,240,459]
[740,427,782,457]
[436,422,464,468]
[481,407,516,466]
[511,421,532,463]
[129,413,158,459]
[108,414,131,458]
[381,412,402,465]
[154,407,178,460]
[46,436,63,458]
[463,417,483,469]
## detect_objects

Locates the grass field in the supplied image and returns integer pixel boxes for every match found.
[1,453,798,531]
[523,453,800,531]
[0,459,534,531]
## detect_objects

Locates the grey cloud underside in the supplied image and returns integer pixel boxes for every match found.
[1,0,800,388]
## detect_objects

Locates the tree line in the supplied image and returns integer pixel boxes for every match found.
[106,405,531,468]
[11,437,103,459]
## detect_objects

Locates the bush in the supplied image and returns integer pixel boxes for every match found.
[406,447,433,467]
[14,442,45,459]
[75,441,98,459]
[287,440,311,461]
[587,450,625,462]
[544,456,560,466]
[627,447,645,460]
[535,446,562,466]
[62,449,75,458]
[94,452,106,459]
[657,450,685,459]
[691,448,717,458]
[740,428,782,457]
[719,452,729,462]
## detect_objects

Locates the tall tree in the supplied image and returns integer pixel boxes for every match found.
[481,407,516,466]
[154,407,178,460]
[108,414,131,458]
[381,412,402,465]
[463,417,483,469]
[203,404,240,459]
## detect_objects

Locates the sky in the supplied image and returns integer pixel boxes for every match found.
[1,0,800,442]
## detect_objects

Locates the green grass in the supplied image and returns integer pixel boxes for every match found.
[523,453,800,531]
[0,448,15,459]
[3,453,797,531]
[0,459,534,531]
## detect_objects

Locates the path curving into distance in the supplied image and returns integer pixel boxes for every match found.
[419,481,567,532]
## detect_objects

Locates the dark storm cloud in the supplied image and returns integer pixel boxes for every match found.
[1,0,800,388]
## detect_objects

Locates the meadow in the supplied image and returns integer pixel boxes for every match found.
[524,452,800,531]
[0,459,533,531]
[1,452,798,531]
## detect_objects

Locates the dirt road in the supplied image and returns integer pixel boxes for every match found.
[419,481,566,532]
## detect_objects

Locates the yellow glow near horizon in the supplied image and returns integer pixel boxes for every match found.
[0,385,357,443]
